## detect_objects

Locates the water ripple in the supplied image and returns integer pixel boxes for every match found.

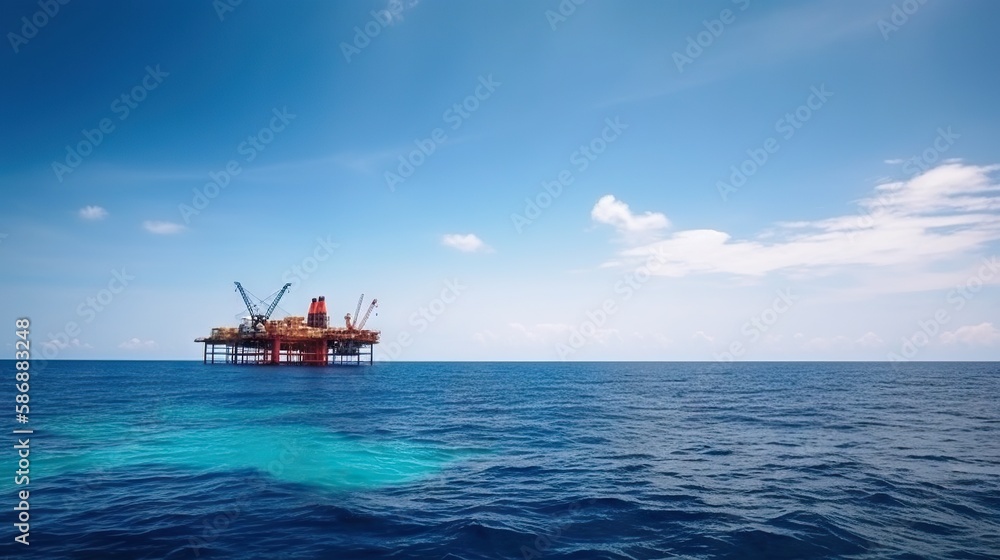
[7,360,999,559]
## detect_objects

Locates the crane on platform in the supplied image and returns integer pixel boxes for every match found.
[356,298,378,330]
[345,293,365,328]
[353,294,364,328]
[234,281,292,334]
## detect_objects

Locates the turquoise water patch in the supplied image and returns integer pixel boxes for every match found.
[39,404,466,490]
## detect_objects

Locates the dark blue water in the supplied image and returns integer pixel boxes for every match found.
[4,361,999,559]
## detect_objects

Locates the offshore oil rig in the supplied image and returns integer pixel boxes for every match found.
[195,282,380,365]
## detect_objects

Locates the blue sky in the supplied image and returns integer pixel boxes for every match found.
[2,0,999,361]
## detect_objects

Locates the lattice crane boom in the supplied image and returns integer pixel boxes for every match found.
[234,281,292,329]
[357,298,378,330]
[264,283,292,321]
[234,282,259,321]
[352,294,364,328]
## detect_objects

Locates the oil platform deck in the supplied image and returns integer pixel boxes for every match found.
[196,316,380,366]
[196,287,380,366]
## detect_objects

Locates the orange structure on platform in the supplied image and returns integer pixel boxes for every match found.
[196,287,379,366]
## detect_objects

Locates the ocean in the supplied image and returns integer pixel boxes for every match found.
[6,361,999,559]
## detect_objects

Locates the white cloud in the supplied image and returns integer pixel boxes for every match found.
[79,205,108,220]
[600,5,879,108]
[508,322,620,346]
[509,322,571,342]
[855,332,884,348]
[473,330,499,344]
[692,330,715,344]
[442,233,491,253]
[43,338,92,350]
[801,335,850,351]
[331,147,403,174]
[378,0,418,25]
[591,195,669,233]
[604,163,1000,281]
[143,220,185,235]
[119,338,157,350]
[940,323,1000,346]
[884,158,905,165]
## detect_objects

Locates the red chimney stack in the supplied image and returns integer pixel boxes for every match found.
[307,297,318,327]
[316,296,328,328]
